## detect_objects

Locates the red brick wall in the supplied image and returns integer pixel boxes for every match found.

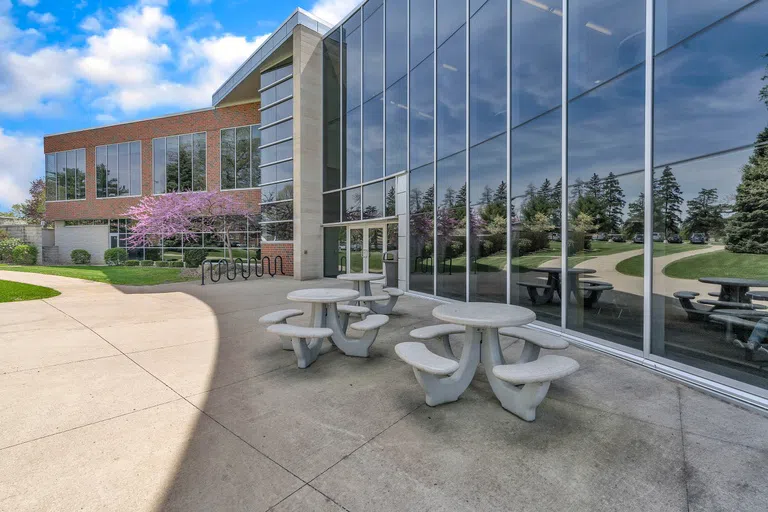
[262,243,294,276]
[44,103,262,221]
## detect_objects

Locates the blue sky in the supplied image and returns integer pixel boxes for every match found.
[0,0,358,210]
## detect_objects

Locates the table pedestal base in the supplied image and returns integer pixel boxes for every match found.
[416,328,481,406]
[325,303,377,357]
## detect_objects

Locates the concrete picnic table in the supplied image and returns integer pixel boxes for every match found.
[286,288,387,359]
[336,273,384,296]
[526,267,603,307]
[427,302,537,404]
[699,277,768,304]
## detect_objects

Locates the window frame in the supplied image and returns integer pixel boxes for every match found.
[151,133,207,195]
[45,148,87,203]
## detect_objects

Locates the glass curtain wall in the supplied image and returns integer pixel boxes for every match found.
[322,0,768,399]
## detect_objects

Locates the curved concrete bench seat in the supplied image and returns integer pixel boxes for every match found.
[357,294,389,303]
[323,312,389,358]
[409,323,465,359]
[498,326,568,363]
[395,342,460,375]
[258,309,304,325]
[579,280,614,291]
[490,355,579,421]
[361,288,404,315]
[267,324,333,369]
[383,287,404,297]
[674,291,699,300]
[259,309,305,350]
[349,314,389,332]
[337,304,370,331]
[673,291,712,321]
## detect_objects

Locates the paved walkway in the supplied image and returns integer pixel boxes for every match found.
[1,270,767,511]
[539,245,725,298]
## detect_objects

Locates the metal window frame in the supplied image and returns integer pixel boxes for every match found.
[218,124,261,191]
[45,147,89,203]
[93,141,143,200]
[151,133,206,196]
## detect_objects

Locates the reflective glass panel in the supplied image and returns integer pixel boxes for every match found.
[179,135,193,192]
[437,25,466,160]
[363,4,384,102]
[385,77,408,175]
[410,54,434,170]
[410,0,434,69]
[363,94,384,182]
[129,143,140,196]
[363,181,384,219]
[345,106,362,186]
[385,0,407,87]
[324,191,341,224]
[152,139,165,195]
[344,187,362,221]
[409,163,434,294]
[193,132,207,191]
[344,23,362,111]
[437,0,465,47]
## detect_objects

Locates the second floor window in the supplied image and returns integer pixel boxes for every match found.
[46,149,85,201]
[220,125,260,190]
[153,132,207,194]
[96,142,141,198]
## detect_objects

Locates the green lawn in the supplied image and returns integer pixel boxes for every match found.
[616,243,718,277]
[0,279,60,303]
[0,265,197,286]
[662,251,768,280]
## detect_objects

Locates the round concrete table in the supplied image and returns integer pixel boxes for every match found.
[532,267,597,306]
[336,273,384,297]
[429,303,536,404]
[287,288,376,357]
[699,277,768,304]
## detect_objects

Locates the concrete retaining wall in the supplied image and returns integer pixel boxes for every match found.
[54,221,109,264]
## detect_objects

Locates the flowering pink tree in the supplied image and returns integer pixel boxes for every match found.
[125,191,257,261]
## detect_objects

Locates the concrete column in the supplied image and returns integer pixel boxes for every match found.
[292,25,324,280]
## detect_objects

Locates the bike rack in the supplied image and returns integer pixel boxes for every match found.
[201,255,284,285]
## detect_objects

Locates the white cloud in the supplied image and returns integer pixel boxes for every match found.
[0,129,42,208]
[95,113,117,123]
[75,0,88,9]
[310,0,358,25]
[79,15,101,32]
[18,0,39,6]
[27,11,56,25]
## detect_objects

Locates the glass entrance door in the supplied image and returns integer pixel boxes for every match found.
[349,228,364,272]
[367,226,384,274]
[345,224,395,274]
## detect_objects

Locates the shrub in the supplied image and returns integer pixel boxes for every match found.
[140,260,155,267]
[154,261,170,267]
[11,244,38,265]
[183,248,206,268]
[104,247,129,266]
[124,260,140,266]
[144,248,162,261]
[0,229,8,240]
[517,238,533,255]
[0,237,23,262]
[169,260,184,268]
[70,249,91,265]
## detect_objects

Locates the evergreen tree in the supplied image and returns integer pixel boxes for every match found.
[683,188,724,238]
[481,185,494,205]
[586,173,602,198]
[726,127,768,253]
[601,172,625,233]
[654,166,684,237]
[623,194,645,237]
[569,177,586,202]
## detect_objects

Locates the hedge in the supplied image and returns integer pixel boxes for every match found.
[169,261,184,268]
[104,248,128,266]
[70,249,91,265]
[11,244,38,265]
[0,237,23,262]
[139,260,155,267]
[124,260,140,266]
[154,261,170,267]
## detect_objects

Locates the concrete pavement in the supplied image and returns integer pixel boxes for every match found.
[1,270,767,511]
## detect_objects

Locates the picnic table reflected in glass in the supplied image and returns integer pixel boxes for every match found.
[519,267,610,308]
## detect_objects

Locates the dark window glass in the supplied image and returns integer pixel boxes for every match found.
[117,144,129,196]
[260,139,292,166]
[469,133,506,303]
[363,94,384,182]
[568,0,645,99]
[152,139,165,195]
[55,152,65,201]
[363,0,383,18]
[76,149,86,199]
[261,161,293,185]
[236,126,251,189]
[45,154,57,200]
[436,151,466,301]
[262,120,292,146]
[324,29,342,191]
[262,99,293,125]
[410,0,434,69]
[385,0,407,87]
[193,133,207,191]
[343,187,362,221]
[510,108,561,326]
[385,178,396,217]
[469,0,506,146]
[511,0,562,128]
[129,143,140,196]
[345,106,362,186]
[410,54,434,170]
[179,135,193,192]
[409,163,434,295]
[261,181,293,203]
[363,181,384,219]
[66,150,76,200]
[107,144,118,197]
[261,79,293,106]
[437,25,466,160]
[250,126,260,187]
[344,24,362,111]
[323,191,341,223]
[261,202,293,222]
[567,56,644,348]
[220,129,236,189]
[654,1,768,166]
[262,222,293,242]
[655,0,751,54]
[165,136,179,194]
[363,4,384,102]
[437,0,465,46]
[385,77,408,175]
